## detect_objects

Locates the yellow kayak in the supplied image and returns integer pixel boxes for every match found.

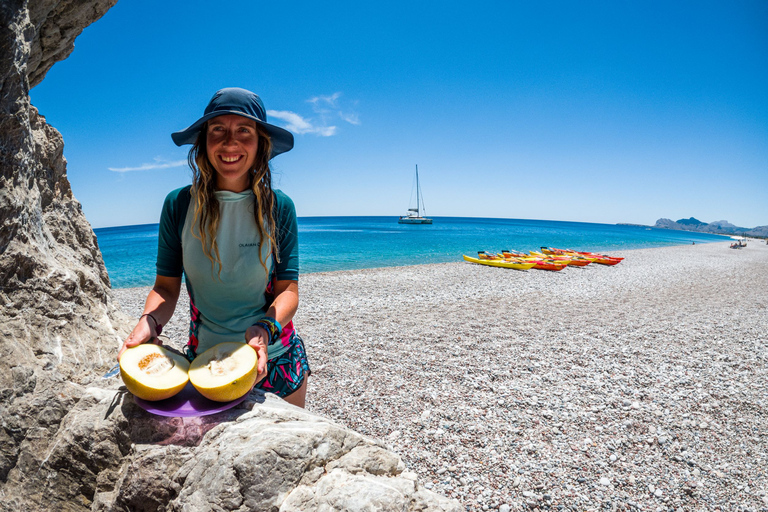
[462,255,536,270]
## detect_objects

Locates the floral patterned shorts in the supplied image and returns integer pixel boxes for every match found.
[255,331,311,398]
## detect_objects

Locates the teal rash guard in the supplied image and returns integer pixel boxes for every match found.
[155,185,299,358]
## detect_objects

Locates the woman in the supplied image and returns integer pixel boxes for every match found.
[118,87,309,407]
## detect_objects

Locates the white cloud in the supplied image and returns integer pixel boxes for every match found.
[266,92,359,137]
[339,111,360,125]
[308,92,360,126]
[316,126,337,136]
[308,92,342,108]
[268,110,337,137]
[109,158,187,173]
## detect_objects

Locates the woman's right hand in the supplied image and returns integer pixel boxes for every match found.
[117,316,160,361]
[245,325,269,384]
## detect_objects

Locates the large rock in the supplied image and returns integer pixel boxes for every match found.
[1,0,131,486]
[0,2,461,510]
[1,0,124,375]
[1,386,461,512]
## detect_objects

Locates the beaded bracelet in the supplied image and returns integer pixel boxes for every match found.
[252,316,282,344]
[141,313,163,336]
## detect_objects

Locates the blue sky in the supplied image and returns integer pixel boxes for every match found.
[30,0,768,229]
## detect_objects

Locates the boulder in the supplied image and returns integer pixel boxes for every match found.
[1,386,461,512]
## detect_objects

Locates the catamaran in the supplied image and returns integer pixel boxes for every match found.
[398,165,432,224]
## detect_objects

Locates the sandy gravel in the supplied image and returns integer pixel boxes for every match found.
[113,241,768,511]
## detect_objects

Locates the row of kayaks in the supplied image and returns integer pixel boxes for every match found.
[463,247,624,271]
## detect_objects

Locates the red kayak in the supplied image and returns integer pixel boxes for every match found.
[541,247,623,265]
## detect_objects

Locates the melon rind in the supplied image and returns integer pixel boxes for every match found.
[188,342,259,402]
[119,344,190,401]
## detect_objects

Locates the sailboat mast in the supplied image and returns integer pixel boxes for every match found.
[415,165,419,214]
[398,163,432,224]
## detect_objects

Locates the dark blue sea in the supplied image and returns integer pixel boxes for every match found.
[94,216,729,289]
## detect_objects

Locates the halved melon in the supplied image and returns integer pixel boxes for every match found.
[188,342,259,402]
[119,344,190,401]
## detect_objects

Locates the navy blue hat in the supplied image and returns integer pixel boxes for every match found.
[172,88,294,159]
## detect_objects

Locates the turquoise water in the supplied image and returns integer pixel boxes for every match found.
[95,216,729,289]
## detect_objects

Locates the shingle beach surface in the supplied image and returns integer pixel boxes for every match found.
[113,241,768,511]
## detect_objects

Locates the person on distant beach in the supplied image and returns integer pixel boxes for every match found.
[117,87,309,407]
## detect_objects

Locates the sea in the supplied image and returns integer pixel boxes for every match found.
[94,216,730,289]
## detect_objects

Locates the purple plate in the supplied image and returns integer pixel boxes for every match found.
[134,382,249,417]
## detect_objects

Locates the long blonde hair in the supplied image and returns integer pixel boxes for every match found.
[188,122,278,276]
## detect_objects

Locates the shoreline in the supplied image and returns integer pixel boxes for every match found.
[112,241,768,510]
[109,240,741,292]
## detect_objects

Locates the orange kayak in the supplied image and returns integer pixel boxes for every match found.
[541,247,623,265]
[530,250,591,266]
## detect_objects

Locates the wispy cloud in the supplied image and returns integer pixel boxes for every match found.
[108,158,187,173]
[308,92,342,108]
[268,110,337,136]
[266,92,360,137]
[308,92,360,126]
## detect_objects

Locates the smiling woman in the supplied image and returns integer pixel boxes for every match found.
[118,87,310,408]
[205,115,261,192]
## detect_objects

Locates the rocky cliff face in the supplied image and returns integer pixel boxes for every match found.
[0,2,459,510]
[1,0,129,485]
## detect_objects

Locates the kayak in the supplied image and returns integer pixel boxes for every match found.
[587,255,621,265]
[528,260,567,271]
[541,247,623,264]
[500,251,567,271]
[476,251,503,260]
[529,250,591,266]
[463,255,536,270]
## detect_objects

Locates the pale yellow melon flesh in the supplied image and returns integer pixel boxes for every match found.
[188,342,259,402]
[120,344,190,401]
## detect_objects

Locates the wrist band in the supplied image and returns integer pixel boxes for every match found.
[252,316,282,344]
[141,313,163,336]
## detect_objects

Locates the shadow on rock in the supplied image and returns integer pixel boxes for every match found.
[120,388,263,447]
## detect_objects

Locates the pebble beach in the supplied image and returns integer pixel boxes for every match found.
[113,241,768,511]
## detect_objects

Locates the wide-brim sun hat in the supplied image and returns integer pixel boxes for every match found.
[171,87,294,159]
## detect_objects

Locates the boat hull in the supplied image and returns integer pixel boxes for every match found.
[530,260,567,271]
[463,255,535,270]
[530,251,591,266]
[500,251,567,270]
[591,257,621,265]
[542,247,623,264]
[398,217,433,224]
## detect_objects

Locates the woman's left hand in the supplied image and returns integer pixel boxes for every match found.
[245,325,269,384]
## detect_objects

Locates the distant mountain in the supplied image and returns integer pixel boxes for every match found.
[676,217,707,227]
[654,217,768,237]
